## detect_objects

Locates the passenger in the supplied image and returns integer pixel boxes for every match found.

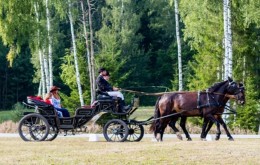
[44,92,63,117]
[96,68,130,112]
[44,86,70,117]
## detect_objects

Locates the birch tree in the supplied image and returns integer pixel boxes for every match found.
[80,0,95,103]
[87,0,96,101]
[227,0,232,78]
[34,2,46,96]
[68,0,84,106]
[46,0,53,88]
[43,48,50,92]
[223,0,232,80]
[174,0,183,91]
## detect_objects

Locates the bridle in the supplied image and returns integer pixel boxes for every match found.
[197,80,245,109]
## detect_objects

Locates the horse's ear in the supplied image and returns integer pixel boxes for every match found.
[228,76,233,82]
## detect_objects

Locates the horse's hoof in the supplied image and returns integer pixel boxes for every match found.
[176,133,183,140]
[215,137,220,141]
[187,138,192,141]
[201,138,207,141]
[228,137,234,141]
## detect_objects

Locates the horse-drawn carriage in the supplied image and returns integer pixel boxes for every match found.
[18,92,145,142]
[18,77,246,142]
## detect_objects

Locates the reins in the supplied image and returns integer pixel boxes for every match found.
[120,89,178,96]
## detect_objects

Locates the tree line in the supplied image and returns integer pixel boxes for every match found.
[0,0,259,132]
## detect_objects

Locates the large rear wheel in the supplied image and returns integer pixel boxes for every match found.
[18,113,50,141]
[103,119,129,142]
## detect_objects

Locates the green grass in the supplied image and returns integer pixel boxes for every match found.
[0,103,33,123]
[0,110,14,123]
[130,106,154,120]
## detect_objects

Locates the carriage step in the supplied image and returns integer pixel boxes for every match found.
[59,125,74,129]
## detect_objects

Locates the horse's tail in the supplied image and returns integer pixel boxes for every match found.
[150,96,161,132]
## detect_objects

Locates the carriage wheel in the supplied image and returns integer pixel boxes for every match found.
[45,126,59,141]
[103,119,129,142]
[18,113,50,141]
[127,123,144,142]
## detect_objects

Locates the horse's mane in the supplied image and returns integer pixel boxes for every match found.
[207,80,228,92]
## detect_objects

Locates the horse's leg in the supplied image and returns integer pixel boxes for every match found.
[204,115,221,141]
[160,124,167,141]
[201,120,214,139]
[200,118,210,140]
[154,120,162,142]
[154,119,168,142]
[217,116,234,141]
[168,117,183,140]
[179,116,192,141]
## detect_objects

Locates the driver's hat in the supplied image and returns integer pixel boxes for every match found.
[98,67,106,73]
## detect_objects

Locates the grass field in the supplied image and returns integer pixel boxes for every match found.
[0,137,260,165]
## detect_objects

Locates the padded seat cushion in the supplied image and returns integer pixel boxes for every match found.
[97,95,112,100]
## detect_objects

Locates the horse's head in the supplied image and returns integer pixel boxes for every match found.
[226,77,245,105]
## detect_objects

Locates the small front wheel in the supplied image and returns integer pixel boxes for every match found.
[103,119,129,142]
[18,113,50,141]
[127,123,144,142]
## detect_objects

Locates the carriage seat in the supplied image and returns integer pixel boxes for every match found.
[26,96,58,117]
[27,96,53,108]
[96,90,113,100]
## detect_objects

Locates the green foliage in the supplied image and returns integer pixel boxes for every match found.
[60,44,91,109]
[180,0,224,90]
[0,0,37,64]
[232,77,260,133]
[241,0,260,27]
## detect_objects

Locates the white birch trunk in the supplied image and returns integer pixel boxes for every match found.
[80,0,95,103]
[46,0,53,88]
[87,0,96,101]
[39,50,46,95]
[34,3,46,96]
[223,0,229,80]
[174,0,183,91]
[43,48,50,92]
[227,0,232,78]
[38,80,42,96]
[68,0,84,106]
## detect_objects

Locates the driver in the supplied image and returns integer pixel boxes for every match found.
[96,68,130,112]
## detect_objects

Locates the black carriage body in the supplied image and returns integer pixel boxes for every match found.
[39,105,96,130]
[24,97,96,129]
[24,95,122,130]
[19,95,143,142]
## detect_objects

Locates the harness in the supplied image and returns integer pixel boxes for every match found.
[196,89,236,115]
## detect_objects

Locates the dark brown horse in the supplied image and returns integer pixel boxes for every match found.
[150,77,245,141]
[168,82,245,141]
[200,82,245,140]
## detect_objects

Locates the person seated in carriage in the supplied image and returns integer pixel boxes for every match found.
[44,86,70,117]
[96,68,130,112]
